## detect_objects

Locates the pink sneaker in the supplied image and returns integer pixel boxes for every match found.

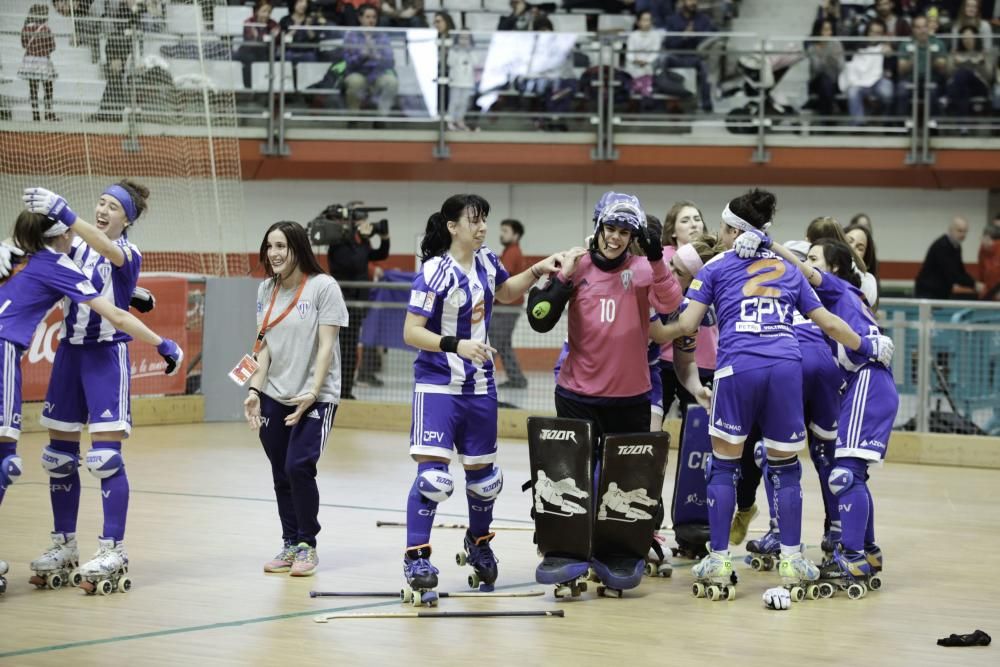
[289,543,318,577]
[263,543,298,573]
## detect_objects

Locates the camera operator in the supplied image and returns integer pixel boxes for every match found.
[324,209,390,399]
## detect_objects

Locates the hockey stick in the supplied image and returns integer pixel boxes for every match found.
[310,590,544,598]
[375,520,533,531]
[314,609,565,622]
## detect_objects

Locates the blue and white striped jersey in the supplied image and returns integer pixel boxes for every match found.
[60,236,142,345]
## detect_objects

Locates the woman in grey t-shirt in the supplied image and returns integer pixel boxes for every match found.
[244,221,349,577]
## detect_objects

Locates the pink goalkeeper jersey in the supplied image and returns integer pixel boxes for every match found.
[558,253,682,398]
[658,245,718,370]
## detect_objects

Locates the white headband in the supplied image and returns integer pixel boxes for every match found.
[722,203,771,234]
[43,221,70,238]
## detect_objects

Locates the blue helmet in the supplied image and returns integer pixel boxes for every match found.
[592,192,646,235]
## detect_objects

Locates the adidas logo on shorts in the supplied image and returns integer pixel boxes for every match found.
[307,409,321,419]
[100,409,113,419]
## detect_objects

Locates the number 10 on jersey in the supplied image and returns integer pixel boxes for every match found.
[599,298,617,323]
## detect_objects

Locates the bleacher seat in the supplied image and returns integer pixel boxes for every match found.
[424,0,444,10]
[168,58,243,92]
[549,14,587,33]
[166,3,204,35]
[296,60,335,90]
[443,0,483,12]
[482,0,509,12]
[597,14,635,32]
[464,12,499,32]
[214,5,251,37]
[251,60,294,92]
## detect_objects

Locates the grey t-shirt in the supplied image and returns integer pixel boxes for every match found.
[256,274,349,405]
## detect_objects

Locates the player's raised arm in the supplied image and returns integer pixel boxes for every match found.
[23,186,135,267]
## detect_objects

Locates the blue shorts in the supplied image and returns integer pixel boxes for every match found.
[709,360,806,453]
[836,364,898,463]
[409,392,497,465]
[649,362,664,417]
[40,342,132,435]
[801,344,842,441]
[0,340,24,440]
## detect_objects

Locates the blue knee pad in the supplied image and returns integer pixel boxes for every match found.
[466,465,503,501]
[42,446,79,478]
[85,449,124,480]
[827,460,868,498]
[416,464,454,503]
[1,455,23,488]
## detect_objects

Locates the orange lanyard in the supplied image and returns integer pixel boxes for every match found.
[253,276,308,355]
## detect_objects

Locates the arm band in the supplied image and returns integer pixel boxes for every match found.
[248,386,262,397]
[440,335,460,353]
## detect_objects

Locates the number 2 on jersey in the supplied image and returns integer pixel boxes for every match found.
[599,298,617,323]
[742,259,786,298]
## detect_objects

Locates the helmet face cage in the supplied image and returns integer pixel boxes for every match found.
[594,198,647,236]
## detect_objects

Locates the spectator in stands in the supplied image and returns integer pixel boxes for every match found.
[860,0,913,37]
[447,31,476,131]
[493,219,530,389]
[895,14,948,115]
[914,215,983,298]
[379,0,427,28]
[626,11,661,106]
[844,222,880,278]
[663,0,716,112]
[344,4,399,115]
[635,0,674,30]
[807,17,845,117]
[978,213,1000,300]
[946,25,994,117]
[280,0,326,65]
[235,0,282,89]
[92,0,144,121]
[335,0,371,26]
[816,0,846,34]
[850,212,875,231]
[18,4,57,123]
[498,0,537,31]
[433,10,455,37]
[953,0,994,41]
[842,18,896,124]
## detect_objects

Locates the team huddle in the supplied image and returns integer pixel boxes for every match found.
[0,185,898,611]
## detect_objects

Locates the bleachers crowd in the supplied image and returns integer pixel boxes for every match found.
[0,0,997,131]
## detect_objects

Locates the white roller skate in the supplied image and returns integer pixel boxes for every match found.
[29,532,81,590]
[78,538,131,596]
[0,558,8,595]
[777,551,826,602]
[691,550,736,601]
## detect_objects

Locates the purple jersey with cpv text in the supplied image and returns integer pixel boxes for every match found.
[407,248,510,396]
[60,235,141,345]
[686,250,823,372]
[812,271,882,373]
[0,248,98,348]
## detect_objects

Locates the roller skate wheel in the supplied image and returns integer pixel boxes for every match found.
[707,585,722,601]
[400,588,413,603]
[806,584,820,600]
[763,556,775,572]
[692,582,706,598]
[597,586,606,597]
[789,586,805,603]
[98,580,113,596]
[749,556,764,571]
[577,581,588,593]
[724,586,736,601]
[644,562,656,577]
[868,575,882,591]
[70,570,82,587]
[49,573,63,590]
[847,583,866,600]
[468,573,480,589]
[818,582,835,599]
[455,552,467,566]
[119,577,132,593]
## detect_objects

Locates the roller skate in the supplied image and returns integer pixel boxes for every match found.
[536,555,590,599]
[402,544,439,607]
[455,530,498,592]
[691,550,737,601]
[29,532,81,590]
[78,538,130,596]
[644,531,672,578]
[864,544,884,591]
[590,555,644,598]
[0,559,8,595]
[744,520,780,572]
[729,504,758,545]
[819,545,876,600]
[778,551,824,602]
[263,541,298,573]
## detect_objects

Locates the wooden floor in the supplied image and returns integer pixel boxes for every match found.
[1,422,998,666]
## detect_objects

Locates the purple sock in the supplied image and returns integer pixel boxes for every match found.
[831,457,869,553]
[768,456,803,550]
[761,461,777,521]
[47,440,81,534]
[92,441,129,542]
[707,456,739,552]
[864,484,876,546]
[465,466,498,537]
[406,461,448,548]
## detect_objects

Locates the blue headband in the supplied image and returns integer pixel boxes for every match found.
[103,185,138,222]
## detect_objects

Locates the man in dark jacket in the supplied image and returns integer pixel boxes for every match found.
[663,0,716,112]
[914,216,982,299]
[327,215,390,398]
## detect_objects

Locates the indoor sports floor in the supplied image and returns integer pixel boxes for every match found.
[1,423,997,665]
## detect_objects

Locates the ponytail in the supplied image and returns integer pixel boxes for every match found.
[420,212,452,262]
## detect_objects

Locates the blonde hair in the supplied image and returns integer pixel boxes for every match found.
[806,216,867,274]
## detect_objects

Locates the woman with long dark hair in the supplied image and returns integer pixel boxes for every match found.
[244,221,348,578]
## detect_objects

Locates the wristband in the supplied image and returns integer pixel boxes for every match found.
[248,386,262,397]
[530,264,542,279]
[440,335,459,353]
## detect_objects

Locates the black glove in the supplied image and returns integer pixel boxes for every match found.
[638,224,663,262]
[130,286,155,313]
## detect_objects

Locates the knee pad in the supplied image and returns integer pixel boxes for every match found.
[416,467,454,503]
[466,466,503,502]
[85,449,124,480]
[752,441,766,470]
[1,455,23,488]
[827,466,862,498]
[41,447,79,479]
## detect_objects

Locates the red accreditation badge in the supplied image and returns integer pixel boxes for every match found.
[228,354,260,386]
